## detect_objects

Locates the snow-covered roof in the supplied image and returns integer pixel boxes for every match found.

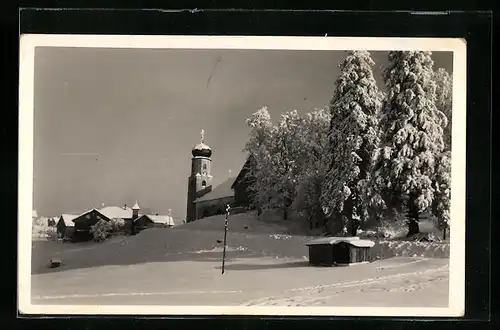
[132,201,140,210]
[307,237,375,248]
[307,236,368,246]
[59,214,78,227]
[194,177,236,203]
[134,214,175,226]
[32,210,38,218]
[72,208,111,223]
[148,215,175,226]
[193,142,211,151]
[99,206,133,219]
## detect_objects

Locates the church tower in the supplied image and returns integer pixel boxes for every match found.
[186,129,213,223]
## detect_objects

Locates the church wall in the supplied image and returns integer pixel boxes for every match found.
[195,196,235,220]
[233,179,252,208]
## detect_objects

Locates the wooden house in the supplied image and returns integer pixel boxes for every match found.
[56,214,78,239]
[71,209,111,242]
[133,213,175,234]
[99,205,135,233]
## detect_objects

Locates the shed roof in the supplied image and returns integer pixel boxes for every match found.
[194,177,236,203]
[307,237,375,248]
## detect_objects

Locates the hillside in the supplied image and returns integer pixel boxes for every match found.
[177,210,309,235]
[31,211,448,276]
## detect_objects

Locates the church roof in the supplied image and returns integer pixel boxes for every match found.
[193,142,211,151]
[32,210,38,218]
[192,142,212,158]
[132,201,140,210]
[194,177,236,203]
[192,129,212,158]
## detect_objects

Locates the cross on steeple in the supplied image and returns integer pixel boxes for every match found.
[200,129,205,143]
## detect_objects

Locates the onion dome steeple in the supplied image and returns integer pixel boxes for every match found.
[192,129,212,158]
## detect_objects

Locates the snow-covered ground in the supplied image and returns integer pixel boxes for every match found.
[31,249,448,307]
[30,213,449,308]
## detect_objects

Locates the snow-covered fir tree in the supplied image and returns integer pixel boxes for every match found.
[434,68,453,152]
[320,50,384,236]
[374,51,448,236]
[432,150,451,240]
[267,110,305,220]
[243,106,274,214]
[292,107,332,229]
[432,68,452,238]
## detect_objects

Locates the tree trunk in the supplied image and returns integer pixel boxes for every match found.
[343,197,359,236]
[283,208,288,220]
[406,193,420,237]
[350,219,360,237]
[442,226,447,240]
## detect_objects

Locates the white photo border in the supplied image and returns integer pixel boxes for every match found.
[18,34,466,317]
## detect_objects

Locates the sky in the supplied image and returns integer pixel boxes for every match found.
[33,47,452,220]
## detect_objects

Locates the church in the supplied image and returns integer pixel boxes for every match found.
[185,130,253,223]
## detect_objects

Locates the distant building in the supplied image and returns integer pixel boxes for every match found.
[47,217,57,227]
[32,210,38,224]
[71,208,112,241]
[56,214,78,239]
[56,202,176,241]
[134,209,175,233]
[100,204,136,233]
[185,130,254,222]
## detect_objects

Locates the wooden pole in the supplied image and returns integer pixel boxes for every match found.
[222,204,230,275]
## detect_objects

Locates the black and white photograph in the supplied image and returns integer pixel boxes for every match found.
[18,35,466,316]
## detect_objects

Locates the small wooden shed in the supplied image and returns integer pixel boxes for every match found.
[306,237,375,266]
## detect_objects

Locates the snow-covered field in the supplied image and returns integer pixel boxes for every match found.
[31,248,448,307]
[30,213,449,308]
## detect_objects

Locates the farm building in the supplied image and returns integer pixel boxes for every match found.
[306,237,375,266]
[99,204,137,233]
[72,208,112,241]
[56,214,78,239]
[133,210,175,234]
[56,201,177,241]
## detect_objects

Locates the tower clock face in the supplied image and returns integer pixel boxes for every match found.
[202,171,207,176]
